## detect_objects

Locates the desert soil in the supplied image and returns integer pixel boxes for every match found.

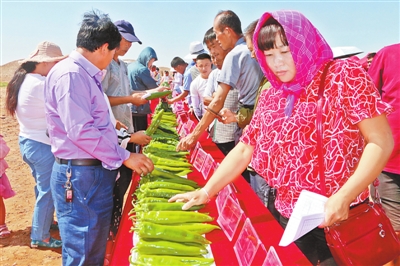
[0,84,62,265]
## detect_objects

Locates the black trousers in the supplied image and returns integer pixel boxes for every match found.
[132,115,148,132]
[215,141,235,156]
[215,140,250,183]
[109,142,134,238]
[132,115,148,153]
[279,215,337,265]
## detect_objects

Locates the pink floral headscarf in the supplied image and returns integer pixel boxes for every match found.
[253,10,333,117]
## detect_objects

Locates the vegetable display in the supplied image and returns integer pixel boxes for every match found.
[130,101,219,265]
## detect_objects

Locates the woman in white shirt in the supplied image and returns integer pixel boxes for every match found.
[5,41,66,249]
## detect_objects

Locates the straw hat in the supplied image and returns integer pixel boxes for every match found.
[19,41,67,64]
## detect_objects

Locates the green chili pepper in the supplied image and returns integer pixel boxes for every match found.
[134,239,208,256]
[151,137,179,146]
[135,254,214,266]
[144,175,200,189]
[151,132,180,140]
[140,181,195,192]
[143,150,188,162]
[135,202,204,212]
[151,167,195,181]
[147,153,192,168]
[138,211,214,224]
[134,221,210,245]
[163,223,221,235]
[136,188,184,200]
[145,90,172,100]
[145,109,164,135]
[133,197,169,205]
[158,124,178,135]
[147,140,176,150]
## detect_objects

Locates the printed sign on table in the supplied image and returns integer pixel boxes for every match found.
[216,183,238,213]
[201,153,215,180]
[193,148,207,172]
[234,217,262,266]
[217,194,245,241]
[263,246,283,266]
[190,142,202,163]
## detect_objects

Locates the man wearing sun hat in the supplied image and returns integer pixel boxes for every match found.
[44,10,153,265]
[101,19,149,240]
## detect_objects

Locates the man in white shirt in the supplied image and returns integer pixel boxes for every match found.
[190,53,213,119]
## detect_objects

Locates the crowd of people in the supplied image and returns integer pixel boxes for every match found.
[0,7,398,266]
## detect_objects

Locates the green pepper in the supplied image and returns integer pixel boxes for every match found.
[135,202,204,212]
[158,124,178,135]
[145,90,172,100]
[135,254,214,266]
[138,211,214,224]
[133,197,169,205]
[147,153,192,168]
[145,175,200,189]
[151,131,180,140]
[134,239,208,256]
[160,101,173,112]
[143,150,188,162]
[146,141,178,151]
[140,181,195,192]
[136,188,184,200]
[163,223,221,235]
[134,221,210,245]
[151,137,179,146]
[151,168,197,185]
[145,109,164,135]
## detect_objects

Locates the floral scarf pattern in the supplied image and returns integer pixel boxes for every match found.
[253,10,333,117]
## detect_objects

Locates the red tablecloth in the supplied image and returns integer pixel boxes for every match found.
[109,105,310,266]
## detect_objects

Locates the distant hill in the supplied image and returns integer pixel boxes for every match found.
[1,60,22,82]
[0,59,169,83]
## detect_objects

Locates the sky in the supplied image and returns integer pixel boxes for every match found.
[1,0,399,68]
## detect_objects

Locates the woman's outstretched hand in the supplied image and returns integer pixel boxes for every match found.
[169,189,209,210]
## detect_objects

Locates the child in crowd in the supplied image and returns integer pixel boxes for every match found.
[0,135,16,238]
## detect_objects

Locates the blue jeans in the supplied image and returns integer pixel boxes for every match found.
[19,137,55,241]
[51,161,117,266]
[249,170,280,221]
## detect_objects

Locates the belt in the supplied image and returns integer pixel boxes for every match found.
[239,103,255,110]
[55,157,101,166]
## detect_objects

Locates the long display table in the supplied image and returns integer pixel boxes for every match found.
[109,110,310,266]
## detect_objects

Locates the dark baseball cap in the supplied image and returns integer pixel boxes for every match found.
[114,20,142,44]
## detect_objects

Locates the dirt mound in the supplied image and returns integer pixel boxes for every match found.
[1,60,21,83]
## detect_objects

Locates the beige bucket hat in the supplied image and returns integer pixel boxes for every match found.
[19,41,67,64]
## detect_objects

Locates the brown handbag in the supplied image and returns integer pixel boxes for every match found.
[316,61,400,265]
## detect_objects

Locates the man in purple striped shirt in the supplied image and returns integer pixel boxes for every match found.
[44,10,153,265]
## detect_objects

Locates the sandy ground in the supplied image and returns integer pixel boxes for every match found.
[0,85,63,265]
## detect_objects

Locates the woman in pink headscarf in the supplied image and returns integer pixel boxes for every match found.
[170,10,393,264]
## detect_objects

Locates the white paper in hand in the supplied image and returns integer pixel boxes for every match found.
[279,190,328,246]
